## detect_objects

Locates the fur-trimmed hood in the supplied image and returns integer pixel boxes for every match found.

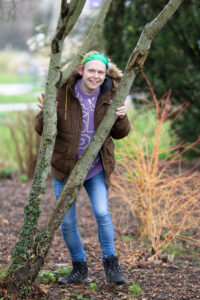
[64,62,123,95]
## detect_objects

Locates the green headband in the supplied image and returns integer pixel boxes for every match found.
[81,53,109,70]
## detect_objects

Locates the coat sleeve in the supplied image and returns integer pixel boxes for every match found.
[35,110,44,136]
[110,114,130,140]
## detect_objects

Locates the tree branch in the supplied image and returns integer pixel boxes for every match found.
[6,0,86,289]
[60,0,112,86]
[63,0,86,37]
[46,0,184,235]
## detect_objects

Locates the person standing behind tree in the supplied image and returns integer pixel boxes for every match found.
[35,51,130,285]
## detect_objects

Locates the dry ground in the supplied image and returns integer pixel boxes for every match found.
[0,177,200,300]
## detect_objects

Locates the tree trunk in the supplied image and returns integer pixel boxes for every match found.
[4,0,87,294]
[4,0,184,296]
[4,0,112,295]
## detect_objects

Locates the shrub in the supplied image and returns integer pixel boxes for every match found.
[7,108,40,179]
[111,74,200,255]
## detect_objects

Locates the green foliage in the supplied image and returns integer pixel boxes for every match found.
[164,241,200,266]
[129,283,144,296]
[38,271,56,284]
[104,0,200,157]
[89,282,97,290]
[19,173,28,182]
[0,267,7,279]
[123,235,134,243]
[55,266,71,275]
[0,107,174,178]
[114,108,175,161]
[0,166,12,179]
[103,1,126,67]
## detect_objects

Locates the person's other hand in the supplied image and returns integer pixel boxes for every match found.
[110,99,126,118]
[37,92,58,110]
[37,92,44,110]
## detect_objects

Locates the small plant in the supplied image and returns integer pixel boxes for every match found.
[0,267,7,279]
[129,283,144,296]
[0,166,12,179]
[56,266,71,275]
[19,173,28,182]
[123,235,134,243]
[89,282,97,290]
[38,271,56,283]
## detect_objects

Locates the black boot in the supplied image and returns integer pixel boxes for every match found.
[103,255,126,285]
[58,261,88,284]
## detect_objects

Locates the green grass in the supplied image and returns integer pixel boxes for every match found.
[0,108,175,175]
[0,91,39,104]
[114,108,175,161]
[0,69,44,103]
[163,241,200,266]
[0,72,31,84]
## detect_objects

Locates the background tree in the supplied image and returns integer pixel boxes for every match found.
[103,0,126,67]
[104,0,200,157]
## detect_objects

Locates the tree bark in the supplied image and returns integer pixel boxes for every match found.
[46,0,185,237]
[5,0,86,294]
[4,0,112,295]
[4,0,184,296]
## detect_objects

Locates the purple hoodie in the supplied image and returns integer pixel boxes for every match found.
[75,79,103,180]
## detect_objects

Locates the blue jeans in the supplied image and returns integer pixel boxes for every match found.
[53,171,115,261]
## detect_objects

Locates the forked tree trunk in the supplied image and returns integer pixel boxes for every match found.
[4,0,112,295]
[3,0,184,296]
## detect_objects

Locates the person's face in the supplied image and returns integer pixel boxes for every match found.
[78,60,107,94]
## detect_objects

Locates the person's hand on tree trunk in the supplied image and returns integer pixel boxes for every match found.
[37,92,58,110]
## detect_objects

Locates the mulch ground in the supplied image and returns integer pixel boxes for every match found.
[0,177,200,300]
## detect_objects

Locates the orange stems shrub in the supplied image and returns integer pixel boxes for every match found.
[111,73,200,255]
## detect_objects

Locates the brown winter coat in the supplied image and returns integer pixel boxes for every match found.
[35,63,130,187]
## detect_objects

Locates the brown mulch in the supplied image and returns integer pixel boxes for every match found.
[0,178,200,300]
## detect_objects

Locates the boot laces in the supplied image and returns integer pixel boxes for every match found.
[70,262,86,278]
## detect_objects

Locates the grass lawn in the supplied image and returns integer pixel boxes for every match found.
[0,91,40,104]
[114,108,175,161]
[0,71,44,103]
[0,108,175,175]
[0,72,31,84]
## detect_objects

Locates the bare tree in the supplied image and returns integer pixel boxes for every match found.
[2,0,184,296]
